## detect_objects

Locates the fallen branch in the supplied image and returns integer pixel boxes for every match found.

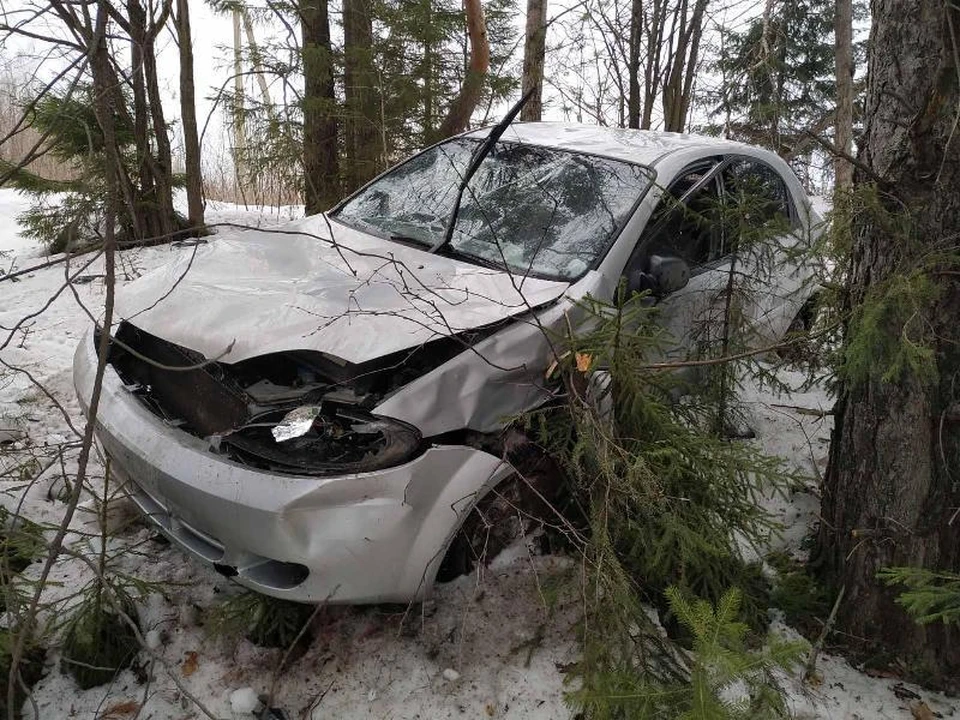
[769,403,834,418]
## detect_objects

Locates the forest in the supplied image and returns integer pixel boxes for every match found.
[0,0,957,718]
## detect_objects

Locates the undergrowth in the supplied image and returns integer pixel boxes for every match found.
[60,581,140,689]
[531,290,808,718]
[208,590,316,651]
[879,567,960,626]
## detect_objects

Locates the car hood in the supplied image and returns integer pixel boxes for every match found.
[115,215,569,364]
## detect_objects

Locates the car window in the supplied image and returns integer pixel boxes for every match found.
[637,169,725,269]
[627,156,795,281]
[334,138,654,281]
[721,159,793,226]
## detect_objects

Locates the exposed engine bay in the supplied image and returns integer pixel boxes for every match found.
[105,321,509,475]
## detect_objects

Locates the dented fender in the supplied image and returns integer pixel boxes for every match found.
[376,273,607,437]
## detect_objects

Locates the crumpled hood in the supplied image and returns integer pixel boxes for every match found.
[116,215,569,364]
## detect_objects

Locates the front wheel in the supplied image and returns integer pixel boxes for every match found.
[436,433,576,582]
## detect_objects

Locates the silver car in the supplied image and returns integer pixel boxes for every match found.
[74,123,820,603]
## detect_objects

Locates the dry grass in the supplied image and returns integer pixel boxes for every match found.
[201,145,302,207]
[0,70,80,185]
[0,70,300,208]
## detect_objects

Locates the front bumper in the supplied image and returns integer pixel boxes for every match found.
[73,330,513,603]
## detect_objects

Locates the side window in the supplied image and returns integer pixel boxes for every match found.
[721,159,793,227]
[641,168,724,269]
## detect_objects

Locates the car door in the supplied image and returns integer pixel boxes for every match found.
[622,159,736,359]
[717,158,809,345]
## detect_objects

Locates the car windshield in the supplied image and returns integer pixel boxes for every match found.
[332,137,654,281]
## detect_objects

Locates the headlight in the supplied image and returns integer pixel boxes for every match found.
[220,403,422,476]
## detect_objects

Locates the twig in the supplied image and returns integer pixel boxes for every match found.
[801,130,888,186]
[769,403,834,418]
[804,584,845,681]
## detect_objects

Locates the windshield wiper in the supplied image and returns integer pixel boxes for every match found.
[438,246,505,272]
[389,233,431,248]
[429,88,535,254]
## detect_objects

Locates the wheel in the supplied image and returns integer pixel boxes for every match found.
[435,432,577,582]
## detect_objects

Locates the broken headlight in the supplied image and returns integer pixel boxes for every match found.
[220,403,422,476]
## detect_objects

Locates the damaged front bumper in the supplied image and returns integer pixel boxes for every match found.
[73,330,514,603]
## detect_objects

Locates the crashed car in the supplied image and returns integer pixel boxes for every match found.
[74,122,821,603]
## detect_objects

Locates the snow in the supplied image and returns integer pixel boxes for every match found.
[0,193,957,719]
[229,687,260,715]
[0,188,42,260]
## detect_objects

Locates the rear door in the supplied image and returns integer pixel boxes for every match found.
[717,158,810,345]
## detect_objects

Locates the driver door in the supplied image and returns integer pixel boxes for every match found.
[623,161,736,360]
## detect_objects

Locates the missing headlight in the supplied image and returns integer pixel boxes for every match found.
[220,404,422,475]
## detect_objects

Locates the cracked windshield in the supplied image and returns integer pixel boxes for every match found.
[334,137,654,280]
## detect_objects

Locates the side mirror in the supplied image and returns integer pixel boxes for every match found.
[648,254,690,295]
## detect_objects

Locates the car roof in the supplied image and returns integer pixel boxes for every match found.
[463,121,757,167]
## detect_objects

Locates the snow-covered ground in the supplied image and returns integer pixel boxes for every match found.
[0,190,956,719]
[0,188,42,260]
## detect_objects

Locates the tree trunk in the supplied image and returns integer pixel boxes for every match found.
[126,0,152,240]
[343,0,381,192]
[815,0,960,684]
[176,0,204,229]
[833,0,854,190]
[641,0,666,129]
[627,0,642,128]
[422,0,435,140]
[438,0,490,139]
[301,0,340,214]
[520,0,547,122]
[141,1,176,240]
[242,9,275,107]
[232,7,246,192]
[662,0,707,132]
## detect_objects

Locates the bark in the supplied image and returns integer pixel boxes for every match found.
[520,0,547,122]
[176,0,204,228]
[300,0,340,214]
[627,0,642,128]
[343,0,381,191]
[438,0,490,139]
[815,0,960,684]
[834,0,855,190]
[126,0,152,239]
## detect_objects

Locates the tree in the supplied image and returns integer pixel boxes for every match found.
[129,0,178,240]
[709,0,837,156]
[661,0,708,132]
[343,0,382,191]
[301,0,341,213]
[815,0,960,682]
[519,0,547,122]
[0,0,189,247]
[175,0,204,228]
[833,0,854,190]
[437,0,490,137]
[551,0,709,131]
